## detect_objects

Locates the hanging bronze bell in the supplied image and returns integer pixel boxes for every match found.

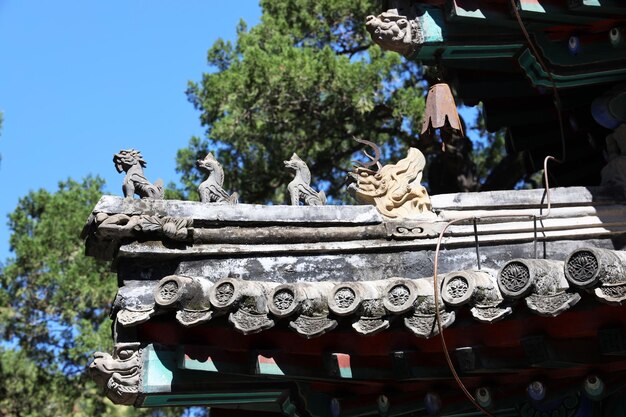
[421,83,463,138]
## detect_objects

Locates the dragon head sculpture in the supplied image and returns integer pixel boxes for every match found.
[348,147,433,219]
[196,152,220,173]
[90,342,142,405]
[113,149,146,174]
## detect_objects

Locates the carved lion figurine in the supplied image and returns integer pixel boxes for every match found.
[348,147,434,219]
[89,343,142,405]
[113,149,164,199]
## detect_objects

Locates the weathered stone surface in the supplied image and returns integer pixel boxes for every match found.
[116,240,614,285]
[90,195,382,224]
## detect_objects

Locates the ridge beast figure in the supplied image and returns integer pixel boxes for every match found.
[196,153,238,204]
[113,149,164,199]
[284,153,327,206]
[348,140,433,219]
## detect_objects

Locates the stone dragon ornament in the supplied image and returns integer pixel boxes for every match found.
[196,153,238,204]
[113,149,164,199]
[366,10,420,56]
[284,153,327,206]
[90,343,142,405]
[348,140,434,219]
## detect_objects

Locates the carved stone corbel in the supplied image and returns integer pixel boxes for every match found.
[154,275,212,326]
[498,259,580,317]
[404,279,455,338]
[90,343,142,406]
[565,247,626,305]
[441,270,511,323]
[209,277,276,335]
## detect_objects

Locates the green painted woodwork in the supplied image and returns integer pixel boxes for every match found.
[569,0,626,14]
[442,44,522,60]
[142,391,285,407]
[533,33,626,68]
[256,354,286,376]
[142,345,174,394]
[517,0,604,24]
[519,49,626,88]
[416,6,446,44]
[177,346,218,373]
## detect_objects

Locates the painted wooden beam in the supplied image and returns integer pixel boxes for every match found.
[599,327,626,355]
[569,0,626,15]
[255,353,286,376]
[455,347,525,374]
[325,353,353,379]
[516,0,604,25]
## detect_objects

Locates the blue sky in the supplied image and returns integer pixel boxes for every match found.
[0,1,262,260]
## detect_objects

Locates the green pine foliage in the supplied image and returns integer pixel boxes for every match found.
[0,1,510,415]
[179,0,426,204]
[0,178,162,416]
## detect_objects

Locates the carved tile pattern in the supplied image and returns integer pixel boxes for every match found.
[470,306,512,323]
[598,284,626,298]
[176,309,212,326]
[289,315,337,338]
[388,285,410,306]
[353,317,389,335]
[159,281,179,301]
[566,251,598,284]
[446,277,469,299]
[117,308,154,327]
[525,293,581,316]
[404,312,455,338]
[215,282,235,304]
[273,289,295,311]
[229,309,274,334]
[500,262,531,293]
[334,288,356,309]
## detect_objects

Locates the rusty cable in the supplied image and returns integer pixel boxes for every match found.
[432,156,556,416]
[508,0,566,164]
[429,3,571,413]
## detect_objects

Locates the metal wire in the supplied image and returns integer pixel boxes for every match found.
[473,218,481,270]
[432,156,556,416]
